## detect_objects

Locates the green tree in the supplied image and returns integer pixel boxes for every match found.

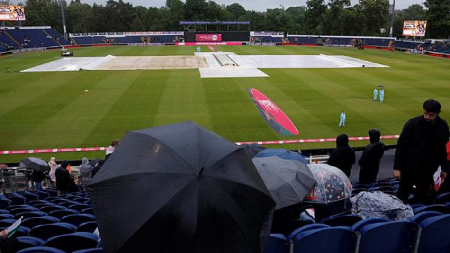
[285,6,307,34]
[226,3,246,20]
[66,2,95,33]
[305,0,327,34]
[130,16,145,31]
[323,0,350,35]
[424,0,450,38]
[359,0,390,35]
[165,0,184,30]
[343,5,367,35]
[184,0,207,21]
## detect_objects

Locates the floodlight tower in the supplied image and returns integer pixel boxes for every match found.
[389,0,396,37]
[60,0,68,41]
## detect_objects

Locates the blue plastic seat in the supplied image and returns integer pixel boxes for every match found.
[81,207,95,215]
[290,226,357,253]
[44,232,100,252]
[40,205,65,213]
[73,248,104,253]
[264,234,288,253]
[8,206,38,215]
[0,213,14,219]
[8,195,27,205]
[414,204,450,215]
[321,214,362,227]
[435,192,450,204]
[417,214,450,253]
[22,216,60,229]
[0,218,18,227]
[351,217,389,231]
[61,214,96,227]
[17,246,65,253]
[68,204,92,212]
[0,225,31,237]
[48,209,79,219]
[15,236,46,250]
[408,211,442,225]
[15,210,48,219]
[29,222,77,241]
[356,220,419,253]
[77,221,98,233]
[0,198,12,208]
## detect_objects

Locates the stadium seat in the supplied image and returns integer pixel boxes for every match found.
[15,236,46,250]
[414,204,450,214]
[48,209,79,219]
[29,222,77,241]
[0,209,9,214]
[290,226,357,253]
[0,198,12,208]
[22,191,40,201]
[15,211,48,219]
[9,207,39,215]
[40,205,65,213]
[321,214,362,227]
[264,234,288,253]
[58,201,79,208]
[0,214,14,219]
[81,208,95,215]
[17,246,65,253]
[22,216,60,229]
[60,214,96,227]
[77,221,98,233]
[73,248,104,253]
[28,200,52,205]
[8,196,27,205]
[417,214,450,253]
[351,217,389,231]
[435,192,450,204]
[33,191,51,199]
[33,203,56,209]
[408,211,442,225]
[68,204,92,212]
[271,219,314,236]
[288,223,329,241]
[44,232,100,252]
[355,220,419,253]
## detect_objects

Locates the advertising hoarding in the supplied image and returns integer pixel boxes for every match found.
[0,5,25,21]
[402,20,427,37]
[195,34,222,42]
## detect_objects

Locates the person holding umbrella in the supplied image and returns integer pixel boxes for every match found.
[31,170,45,190]
[20,157,50,190]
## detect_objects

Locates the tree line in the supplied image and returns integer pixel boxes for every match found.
[2,0,449,39]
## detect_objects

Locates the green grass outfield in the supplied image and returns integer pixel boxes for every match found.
[1,45,450,163]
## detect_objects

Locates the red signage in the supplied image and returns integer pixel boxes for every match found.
[195,34,222,42]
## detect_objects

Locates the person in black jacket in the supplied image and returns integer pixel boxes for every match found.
[394,99,449,204]
[31,169,45,191]
[55,161,78,195]
[328,133,356,178]
[359,129,385,184]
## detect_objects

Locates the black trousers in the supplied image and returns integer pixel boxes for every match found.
[397,170,435,205]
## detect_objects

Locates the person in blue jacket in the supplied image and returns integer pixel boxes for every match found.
[339,111,346,127]
[373,88,378,101]
[379,88,384,102]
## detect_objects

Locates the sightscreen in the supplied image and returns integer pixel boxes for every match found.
[0,5,26,21]
[195,34,222,42]
[402,20,427,37]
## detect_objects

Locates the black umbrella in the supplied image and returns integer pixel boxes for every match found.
[242,144,266,158]
[20,157,50,172]
[89,158,102,167]
[87,121,275,253]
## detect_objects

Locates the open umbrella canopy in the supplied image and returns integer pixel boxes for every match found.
[254,148,309,165]
[252,156,315,210]
[87,122,275,253]
[304,164,352,203]
[89,158,102,167]
[20,157,50,172]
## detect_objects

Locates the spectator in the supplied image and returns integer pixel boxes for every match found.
[328,133,356,178]
[106,140,120,160]
[394,99,449,204]
[339,111,346,127]
[359,129,385,184]
[55,161,77,195]
[80,157,93,186]
[48,157,58,185]
[31,169,45,191]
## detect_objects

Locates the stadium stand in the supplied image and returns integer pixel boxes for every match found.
[69,31,183,45]
[0,26,68,53]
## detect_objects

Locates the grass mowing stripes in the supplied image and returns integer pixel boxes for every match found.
[0,45,449,163]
